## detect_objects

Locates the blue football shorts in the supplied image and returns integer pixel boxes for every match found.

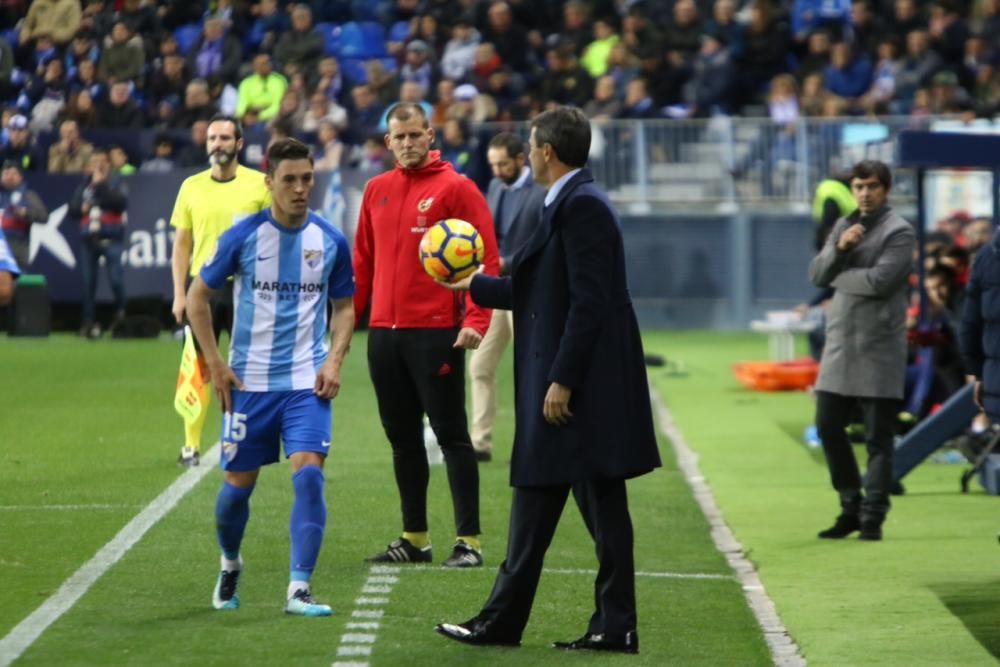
[219,389,332,471]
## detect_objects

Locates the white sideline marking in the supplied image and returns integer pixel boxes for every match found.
[0,504,139,511]
[334,566,401,666]
[650,387,806,667]
[0,444,221,667]
[545,567,732,581]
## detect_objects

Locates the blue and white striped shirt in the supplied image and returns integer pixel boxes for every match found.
[201,208,354,392]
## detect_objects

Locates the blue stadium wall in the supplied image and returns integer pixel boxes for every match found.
[22,170,814,330]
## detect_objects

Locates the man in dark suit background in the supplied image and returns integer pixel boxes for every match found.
[468,132,546,462]
[434,106,662,653]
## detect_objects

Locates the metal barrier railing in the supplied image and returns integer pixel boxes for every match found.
[471,116,950,210]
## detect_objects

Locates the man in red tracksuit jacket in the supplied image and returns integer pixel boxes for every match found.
[353,102,500,568]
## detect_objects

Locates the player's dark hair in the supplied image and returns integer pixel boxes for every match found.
[530,106,590,168]
[208,113,243,141]
[266,137,313,175]
[385,102,429,129]
[488,132,526,159]
[851,159,891,191]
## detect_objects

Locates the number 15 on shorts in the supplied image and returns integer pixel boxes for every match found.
[223,412,248,441]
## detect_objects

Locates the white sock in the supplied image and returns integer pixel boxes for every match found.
[287,581,309,599]
[221,555,241,572]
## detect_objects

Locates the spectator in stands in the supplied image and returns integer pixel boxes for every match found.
[212,0,249,39]
[894,29,943,110]
[71,147,128,338]
[439,118,480,182]
[540,43,593,108]
[274,4,324,76]
[19,0,82,49]
[48,119,94,174]
[685,31,735,116]
[736,1,791,109]
[98,80,144,129]
[796,29,833,82]
[620,8,662,57]
[68,58,104,101]
[313,56,344,104]
[187,16,243,90]
[441,12,480,82]
[431,79,455,127]
[65,30,100,75]
[146,53,188,116]
[482,1,531,73]
[0,36,12,101]
[560,0,593,55]
[109,144,136,175]
[177,119,210,168]
[79,0,114,40]
[64,89,100,129]
[400,40,439,96]
[351,134,392,176]
[366,59,399,107]
[170,79,217,128]
[302,91,348,133]
[245,0,289,54]
[824,40,873,101]
[275,89,307,130]
[313,119,344,170]
[981,0,1000,44]
[22,57,69,133]
[959,33,990,93]
[928,69,972,115]
[665,0,704,64]
[605,42,638,98]
[929,0,969,67]
[117,0,163,59]
[98,22,145,88]
[887,0,925,38]
[858,36,901,113]
[415,14,448,55]
[636,45,687,109]
[470,42,503,92]
[580,16,620,80]
[811,160,915,542]
[965,218,993,254]
[0,115,44,172]
[236,52,287,123]
[850,0,887,57]
[139,134,176,173]
[800,71,827,115]
[583,74,622,120]
[792,0,851,42]
[0,160,48,269]
[348,84,385,144]
[617,77,660,119]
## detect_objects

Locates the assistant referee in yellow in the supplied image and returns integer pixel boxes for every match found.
[170,114,271,467]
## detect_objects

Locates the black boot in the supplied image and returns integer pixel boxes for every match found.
[818,514,860,539]
[858,516,883,541]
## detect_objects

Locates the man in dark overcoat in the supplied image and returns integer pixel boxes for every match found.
[434,106,661,653]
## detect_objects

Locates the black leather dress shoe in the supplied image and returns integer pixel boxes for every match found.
[553,630,639,654]
[435,618,521,647]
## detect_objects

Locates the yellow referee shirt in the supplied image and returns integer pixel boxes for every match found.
[170,165,271,276]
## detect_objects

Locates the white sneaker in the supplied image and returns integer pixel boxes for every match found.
[284,588,332,617]
[212,557,242,610]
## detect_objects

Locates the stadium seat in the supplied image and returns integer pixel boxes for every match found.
[314,22,341,57]
[331,21,386,59]
[341,58,369,85]
[351,0,381,22]
[388,20,411,44]
[173,23,203,55]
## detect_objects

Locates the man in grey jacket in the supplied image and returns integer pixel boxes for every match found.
[808,160,916,541]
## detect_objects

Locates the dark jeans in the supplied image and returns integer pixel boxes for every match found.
[79,237,125,323]
[815,390,898,519]
[367,327,480,536]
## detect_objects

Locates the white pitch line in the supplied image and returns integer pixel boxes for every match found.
[545,567,733,581]
[0,444,221,667]
[650,387,805,667]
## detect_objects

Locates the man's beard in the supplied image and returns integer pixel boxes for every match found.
[209,149,237,166]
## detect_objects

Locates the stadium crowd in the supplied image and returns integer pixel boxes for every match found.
[0,0,998,178]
